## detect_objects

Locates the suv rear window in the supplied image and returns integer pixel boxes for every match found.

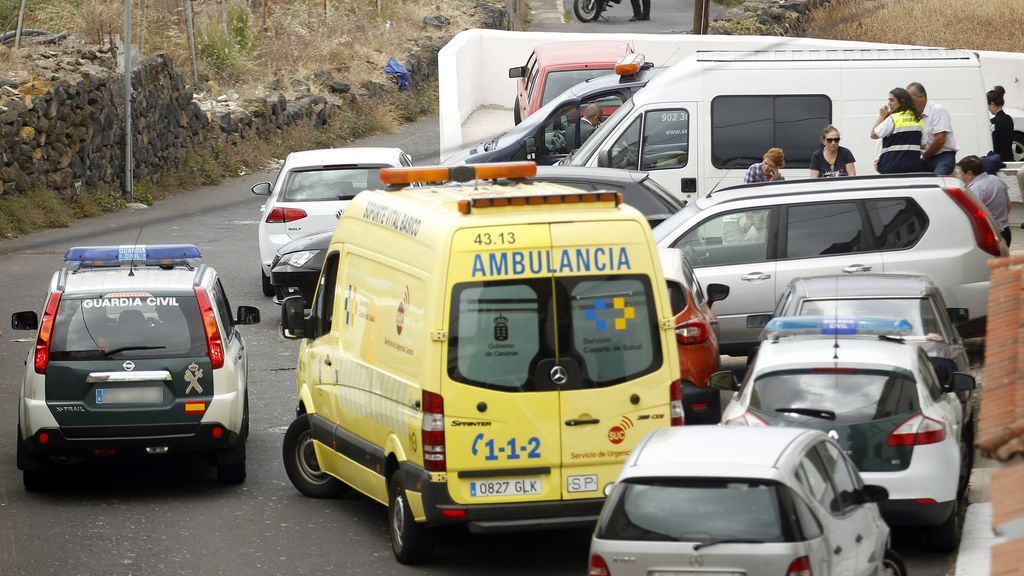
[597,478,787,543]
[448,275,661,392]
[750,369,919,424]
[50,293,206,361]
[282,167,384,202]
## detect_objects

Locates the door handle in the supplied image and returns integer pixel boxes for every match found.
[833,546,842,555]
[855,534,863,544]
[842,264,872,274]
[324,357,332,366]
[565,418,600,426]
[741,272,771,282]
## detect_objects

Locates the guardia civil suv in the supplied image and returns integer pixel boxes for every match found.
[12,245,261,490]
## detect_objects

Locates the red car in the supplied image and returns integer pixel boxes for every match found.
[508,41,633,125]
[659,247,729,424]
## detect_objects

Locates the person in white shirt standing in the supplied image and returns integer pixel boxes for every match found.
[908,82,958,175]
[957,155,1010,246]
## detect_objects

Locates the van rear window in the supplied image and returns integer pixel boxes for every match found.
[447,275,661,392]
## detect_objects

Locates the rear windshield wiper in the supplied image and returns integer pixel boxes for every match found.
[103,345,166,356]
[775,407,836,421]
[692,538,767,550]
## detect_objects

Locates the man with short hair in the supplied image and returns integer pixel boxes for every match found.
[580,103,602,143]
[907,82,958,175]
[957,155,1010,246]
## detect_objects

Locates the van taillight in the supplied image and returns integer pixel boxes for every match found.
[675,319,709,344]
[34,291,63,374]
[786,556,812,576]
[944,187,1006,257]
[589,553,611,576]
[265,207,308,223]
[194,288,224,369]
[670,380,684,426]
[887,412,946,446]
[422,390,446,472]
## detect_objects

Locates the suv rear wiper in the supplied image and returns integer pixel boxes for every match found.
[692,538,766,550]
[103,345,166,356]
[775,407,836,421]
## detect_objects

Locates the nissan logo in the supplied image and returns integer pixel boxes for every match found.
[549,365,568,385]
[122,361,136,372]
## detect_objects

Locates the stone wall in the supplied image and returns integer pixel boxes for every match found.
[709,0,832,36]
[0,0,508,197]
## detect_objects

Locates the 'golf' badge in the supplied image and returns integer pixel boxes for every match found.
[184,363,204,394]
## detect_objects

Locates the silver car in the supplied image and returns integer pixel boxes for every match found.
[590,426,894,576]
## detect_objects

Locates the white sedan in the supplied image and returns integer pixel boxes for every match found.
[252,147,412,295]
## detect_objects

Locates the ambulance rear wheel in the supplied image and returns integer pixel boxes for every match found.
[282,414,348,498]
[388,474,434,565]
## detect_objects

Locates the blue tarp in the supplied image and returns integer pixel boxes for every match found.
[385,58,411,92]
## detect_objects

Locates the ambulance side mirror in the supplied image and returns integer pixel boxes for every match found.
[281,296,311,339]
[11,311,38,331]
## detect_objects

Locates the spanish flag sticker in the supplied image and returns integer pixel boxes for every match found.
[185,401,206,414]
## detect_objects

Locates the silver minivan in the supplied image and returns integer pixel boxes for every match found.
[652,174,1004,355]
[590,427,896,576]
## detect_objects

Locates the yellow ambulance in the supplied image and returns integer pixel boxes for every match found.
[279,162,682,564]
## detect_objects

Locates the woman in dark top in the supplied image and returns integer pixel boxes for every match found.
[809,125,856,178]
[989,86,1015,163]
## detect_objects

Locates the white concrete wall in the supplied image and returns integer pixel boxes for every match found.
[437,29,1024,160]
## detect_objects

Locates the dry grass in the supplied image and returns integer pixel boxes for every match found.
[804,0,1024,53]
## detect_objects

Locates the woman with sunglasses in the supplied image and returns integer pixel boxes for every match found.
[809,125,856,178]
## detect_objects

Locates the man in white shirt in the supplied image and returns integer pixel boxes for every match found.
[908,82,958,175]
[957,155,1010,246]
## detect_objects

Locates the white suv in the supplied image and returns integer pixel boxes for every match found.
[653,174,1005,355]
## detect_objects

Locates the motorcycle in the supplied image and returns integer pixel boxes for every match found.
[573,0,624,22]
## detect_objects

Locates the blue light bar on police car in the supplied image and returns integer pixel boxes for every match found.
[64,244,203,270]
[764,316,914,339]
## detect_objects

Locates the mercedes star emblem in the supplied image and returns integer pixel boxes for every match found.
[122,360,136,372]
[549,365,568,385]
[689,553,704,568]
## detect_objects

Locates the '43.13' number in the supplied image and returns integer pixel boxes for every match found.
[473,232,516,246]
[471,433,541,461]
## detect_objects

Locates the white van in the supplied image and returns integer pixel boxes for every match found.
[564,48,991,203]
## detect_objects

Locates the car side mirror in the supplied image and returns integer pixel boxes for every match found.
[525,137,536,160]
[508,66,526,79]
[251,182,272,196]
[857,484,889,504]
[11,311,38,331]
[235,306,261,325]
[597,149,611,168]
[706,283,729,307]
[945,371,976,393]
[709,370,739,392]
[946,307,969,326]
[281,296,311,339]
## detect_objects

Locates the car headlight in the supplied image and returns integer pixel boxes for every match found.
[279,250,320,268]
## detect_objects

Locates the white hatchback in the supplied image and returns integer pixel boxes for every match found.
[252,147,412,295]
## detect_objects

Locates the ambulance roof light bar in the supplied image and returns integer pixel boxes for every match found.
[379,162,538,187]
[64,244,203,271]
[614,53,647,76]
[764,316,914,340]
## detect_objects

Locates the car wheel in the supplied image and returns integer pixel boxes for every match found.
[957,418,975,499]
[261,268,274,297]
[928,499,960,553]
[388,473,435,565]
[282,414,348,498]
[513,97,522,125]
[1012,132,1024,162]
[217,442,246,484]
[241,392,250,440]
[17,428,50,492]
[881,548,907,576]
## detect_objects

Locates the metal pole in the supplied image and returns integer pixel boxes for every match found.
[124,0,133,199]
[14,0,27,49]
[184,0,198,85]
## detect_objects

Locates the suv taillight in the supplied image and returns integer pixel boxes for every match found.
[589,553,611,576]
[422,390,446,472]
[786,556,813,576]
[944,187,1006,257]
[34,291,63,374]
[670,380,685,426]
[194,288,224,369]
[675,318,709,344]
[265,207,308,223]
[887,412,946,446]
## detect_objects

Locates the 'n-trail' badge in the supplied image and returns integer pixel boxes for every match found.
[184,363,204,394]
